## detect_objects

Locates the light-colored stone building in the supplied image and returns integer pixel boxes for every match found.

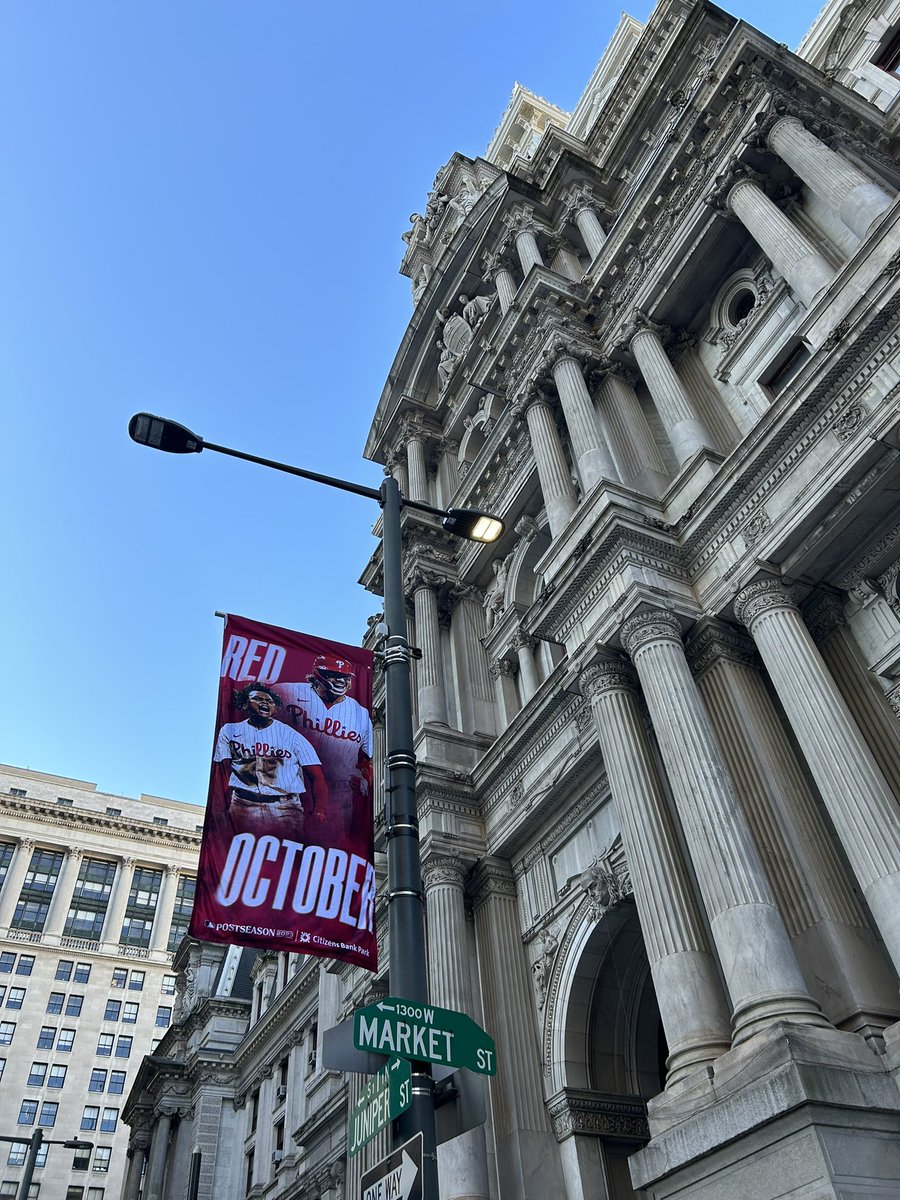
[124,0,900,1196]
[0,765,200,1200]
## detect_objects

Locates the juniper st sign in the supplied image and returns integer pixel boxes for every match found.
[349,1057,413,1157]
[353,997,497,1076]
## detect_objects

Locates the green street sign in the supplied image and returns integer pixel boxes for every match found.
[353,996,497,1076]
[349,1056,412,1157]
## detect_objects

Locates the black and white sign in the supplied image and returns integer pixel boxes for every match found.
[360,1133,422,1200]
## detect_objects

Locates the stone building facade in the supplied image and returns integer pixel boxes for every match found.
[123,0,900,1197]
[0,764,200,1200]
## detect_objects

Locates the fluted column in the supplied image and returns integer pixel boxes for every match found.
[0,839,35,929]
[412,575,449,726]
[547,238,583,282]
[581,661,732,1083]
[561,183,607,259]
[621,610,827,1043]
[101,856,136,945]
[485,250,519,316]
[145,1112,172,1200]
[726,175,834,306]
[123,1138,150,1200]
[594,368,669,496]
[44,847,84,938]
[470,857,564,1197]
[451,587,497,736]
[768,115,893,240]
[688,622,899,1043]
[151,865,180,952]
[550,353,617,490]
[629,322,713,467]
[424,856,490,1200]
[436,438,459,506]
[512,630,540,703]
[385,450,409,499]
[405,424,429,503]
[490,659,519,724]
[516,390,578,537]
[734,579,900,976]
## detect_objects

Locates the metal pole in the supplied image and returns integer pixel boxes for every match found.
[380,474,439,1197]
[17,1129,42,1200]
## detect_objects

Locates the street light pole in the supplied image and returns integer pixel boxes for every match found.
[128,415,503,1198]
[17,1129,41,1200]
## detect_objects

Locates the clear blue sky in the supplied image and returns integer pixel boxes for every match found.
[1,0,819,805]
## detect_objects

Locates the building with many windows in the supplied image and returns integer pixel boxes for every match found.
[125,0,900,1197]
[0,765,200,1200]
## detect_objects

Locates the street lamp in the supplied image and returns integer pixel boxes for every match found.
[0,1131,94,1200]
[128,413,504,1197]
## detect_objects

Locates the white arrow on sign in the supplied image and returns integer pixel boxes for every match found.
[361,1149,418,1200]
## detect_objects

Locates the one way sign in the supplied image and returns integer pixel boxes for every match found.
[360,1133,422,1200]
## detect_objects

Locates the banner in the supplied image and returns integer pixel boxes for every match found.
[190,614,377,972]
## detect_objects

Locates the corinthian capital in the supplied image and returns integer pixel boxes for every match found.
[579,659,639,700]
[502,203,541,235]
[733,577,797,629]
[559,180,598,217]
[422,855,467,890]
[620,609,683,657]
[622,308,670,346]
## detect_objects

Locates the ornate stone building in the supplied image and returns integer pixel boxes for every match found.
[124,0,900,1197]
[0,764,200,1200]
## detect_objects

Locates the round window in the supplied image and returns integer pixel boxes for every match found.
[726,288,756,326]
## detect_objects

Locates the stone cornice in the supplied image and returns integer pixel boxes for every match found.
[234,965,319,1070]
[547,1087,649,1142]
[0,794,202,851]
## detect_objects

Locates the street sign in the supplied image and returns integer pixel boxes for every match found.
[349,1056,412,1157]
[353,996,497,1076]
[361,1133,422,1200]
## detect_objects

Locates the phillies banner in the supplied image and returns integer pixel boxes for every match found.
[190,614,377,972]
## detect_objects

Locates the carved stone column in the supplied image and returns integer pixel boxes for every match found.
[404,419,430,503]
[424,856,490,1200]
[628,318,714,468]
[385,449,409,499]
[594,367,670,496]
[151,865,180,952]
[436,438,460,505]
[101,856,137,945]
[411,571,449,726]
[734,578,900,976]
[547,237,583,282]
[470,857,565,1198]
[0,839,35,929]
[561,182,607,259]
[621,610,827,1044]
[484,249,518,315]
[515,388,578,537]
[123,1135,151,1200]
[505,206,544,275]
[581,661,732,1083]
[549,349,618,490]
[724,171,835,306]
[451,586,496,737]
[767,114,893,240]
[490,659,519,724]
[145,1111,172,1200]
[512,630,540,703]
[688,621,899,1045]
[43,847,84,938]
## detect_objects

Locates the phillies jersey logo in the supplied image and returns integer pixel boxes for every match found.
[228,740,293,761]
[287,708,363,743]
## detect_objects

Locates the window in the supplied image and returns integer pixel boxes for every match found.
[100,1108,117,1133]
[103,1000,120,1022]
[0,1022,16,1045]
[0,1184,17,1199]
[114,1036,132,1059]
[128,970,145,992]
[0,843,13,893]
[38,1101,58,1127]
[111,968,127,989]
[56,960,73,981]
[74,962,91,984]
[9,787,26,796]
[761,340,811,397]
[88,1190,105,1200]
[875,25,900,73]
[37,1026,56,1049]
[48,1064,67,1089]
[81,1106,99,1131]
[245,1149,254,1194]
[0,953,14,973]
[65,860,116,942]
[119,870,162,949]
[167,875,196,951]
[47,993,64,1014]
[0,1059,5,1082]
[7,988,26,1009]
[66,995,84,1017]
[16,956,34,976]
[57,797,74,807]
[12,848,64,932]
[160,974,177,996]
[152,817,168,826]
[88,1070,107,1093]
[7,1141,27,1165]
[58,1029,75,1052]
[106,807,121,816]
[27,1062,48,1087]
[156,1006,172,1028]
[96,1034,113,1057]
[122,1002,139,1024]
[18,1099,38,1125]
[274,1119,285,1152]
[108,1071,126,1094]
[0,988,5,1005]
[250,1089,259,1133]
[65,1190,84,1200]
[92,1147,111,1173]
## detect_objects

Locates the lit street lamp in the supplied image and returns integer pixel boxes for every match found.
[128,413,504,1197]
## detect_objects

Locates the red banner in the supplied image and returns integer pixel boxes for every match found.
[190,614,377,972]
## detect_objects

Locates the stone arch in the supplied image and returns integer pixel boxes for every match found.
[504,512,553,611]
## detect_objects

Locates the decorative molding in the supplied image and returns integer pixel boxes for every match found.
[547,1088,649,1142]
[621,609,683,656]
[733,577,796,628]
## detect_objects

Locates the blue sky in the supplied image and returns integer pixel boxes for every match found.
[1,0,820,804]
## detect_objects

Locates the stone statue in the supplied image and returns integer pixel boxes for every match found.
[532,928,558,1009]
[436,341,458,392]
[437,307,474,356]
[459,293,493,328]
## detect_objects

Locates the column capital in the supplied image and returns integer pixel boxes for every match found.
[502,203,542,235]
[685,620,756,676]
[165,864,181,879]
[18,838,35,853]
[622,308,671,347]
[481,244,517,280]
[422,855,467,891]
[621,608,683,657]
[450,581,484,606]
[467,855,517,910]
[801,588,847,644]
[398,412,431,445]
[706,160,767,215]
[489,658,516,679]
[560,180,598,215]
[510,628,534,653]
[733,577,797,628]
[579,659,639,699]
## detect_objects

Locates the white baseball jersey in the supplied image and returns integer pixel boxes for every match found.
[274,683,373,796]
[214,718,320,797]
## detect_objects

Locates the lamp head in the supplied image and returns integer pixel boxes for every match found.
[440,507,504,543]
[128,413,204,454]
